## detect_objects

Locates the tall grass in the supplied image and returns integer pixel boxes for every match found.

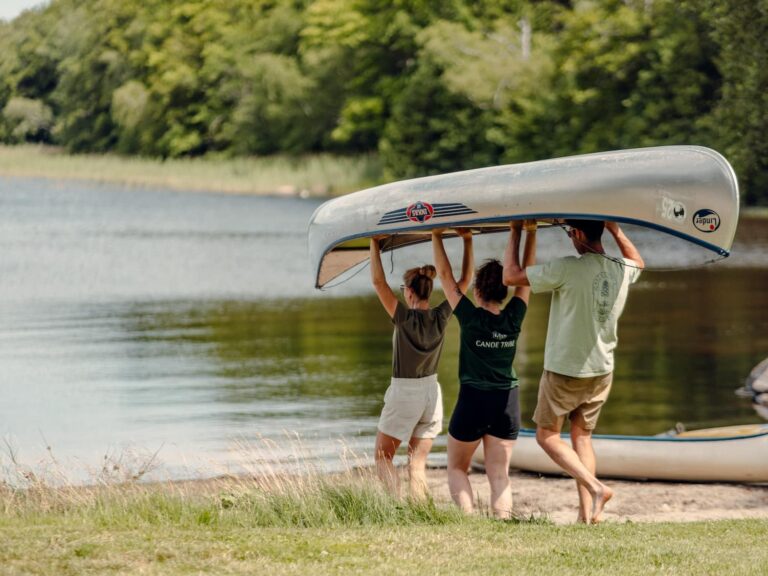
[0,436,469,529]
[0,144,383,196]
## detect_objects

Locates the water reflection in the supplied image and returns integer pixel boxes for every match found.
[1,177,766,481]
[8,269,763,479]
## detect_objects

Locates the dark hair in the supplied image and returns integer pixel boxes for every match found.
[403,265,436,301]
[566,219,605,242]
[474,259,507,303]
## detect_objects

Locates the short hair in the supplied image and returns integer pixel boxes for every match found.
[474,259,507,303]
[403,265,436,301]
[565,219,605,242]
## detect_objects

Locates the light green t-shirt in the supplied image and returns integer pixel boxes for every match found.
[527,253,642,377]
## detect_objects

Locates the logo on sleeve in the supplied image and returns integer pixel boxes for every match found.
[693,209,720,233]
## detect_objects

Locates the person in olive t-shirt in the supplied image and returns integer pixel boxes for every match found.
[370,233,472,499]
[432,222,536,519]
[503,219,644,524]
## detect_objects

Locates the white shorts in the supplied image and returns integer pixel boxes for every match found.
[377,374,443,442]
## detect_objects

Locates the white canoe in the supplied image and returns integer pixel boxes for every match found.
[308,145,739,288]
[471,424,768,483]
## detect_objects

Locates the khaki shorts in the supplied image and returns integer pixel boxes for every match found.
[533,370,613,431]
[377,375,443,442]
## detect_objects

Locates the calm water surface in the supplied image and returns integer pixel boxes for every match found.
[1,177,767,482]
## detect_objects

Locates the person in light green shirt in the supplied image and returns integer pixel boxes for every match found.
[503,219,644,524]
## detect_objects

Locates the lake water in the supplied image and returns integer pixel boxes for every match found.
[1,177,767,484]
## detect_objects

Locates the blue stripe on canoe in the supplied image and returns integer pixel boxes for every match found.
[322,212,730,262]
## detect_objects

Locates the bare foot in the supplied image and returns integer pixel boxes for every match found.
[590,484,614,523]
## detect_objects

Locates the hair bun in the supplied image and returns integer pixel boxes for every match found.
[421,265,437,279]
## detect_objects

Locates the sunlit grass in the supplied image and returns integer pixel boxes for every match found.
[1,439,767,575]
[0,144,383,196]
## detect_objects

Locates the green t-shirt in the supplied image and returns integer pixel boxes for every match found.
[453,295,527,390]
[527,253,642,377]
[391,300,452,378]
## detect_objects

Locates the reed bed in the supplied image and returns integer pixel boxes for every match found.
[0,144,383,196]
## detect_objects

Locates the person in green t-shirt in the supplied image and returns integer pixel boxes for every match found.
[432,222,536,519]
[503,219,644,524]
[370,233,473,499]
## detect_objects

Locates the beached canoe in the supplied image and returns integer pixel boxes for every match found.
[308,145,739,288]
[471,424,768,483]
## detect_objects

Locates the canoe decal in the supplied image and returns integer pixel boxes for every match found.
[693,209,721,233]
[378,202,477,226]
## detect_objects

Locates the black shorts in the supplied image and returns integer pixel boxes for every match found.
[448,384,520,442]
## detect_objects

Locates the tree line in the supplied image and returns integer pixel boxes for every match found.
[0,0,765,204]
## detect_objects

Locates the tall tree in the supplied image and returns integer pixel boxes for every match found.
[698,0,768,205]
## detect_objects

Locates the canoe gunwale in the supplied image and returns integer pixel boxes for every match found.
[313,212,731,288]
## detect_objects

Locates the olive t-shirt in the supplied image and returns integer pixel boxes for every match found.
[453,295,527,390]
[391,300,453,378]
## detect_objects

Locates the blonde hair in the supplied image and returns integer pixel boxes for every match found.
[403,265,436,301]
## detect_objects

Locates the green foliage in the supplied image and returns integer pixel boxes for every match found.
[0,0,765,201]
[492,1,719,162]
[332,97,385,149]
[2,97,54,142]
[697,0,768,205]
[380,62,500,178]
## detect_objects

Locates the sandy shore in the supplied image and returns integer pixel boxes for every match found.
[424,468,768,524]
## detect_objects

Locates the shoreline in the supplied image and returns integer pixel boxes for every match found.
[6,459,767,525]
[116,464,768,525]
[0,144,382,198]
[422,468,768,524]
[2,145,768,213]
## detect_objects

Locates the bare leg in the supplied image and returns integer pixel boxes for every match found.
[536,426,613,523]
[447,434,481,514]
[375,431,401,496]
[407,436,433,500]
[569,416,597,523]
[482,435,516,519]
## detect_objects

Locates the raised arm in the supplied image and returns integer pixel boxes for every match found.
[605,221,644,269]
[513,221,537,304]
[455,228,474,295]
[431,230,465,310]
[502,220,534,289]
[370,237,398,317]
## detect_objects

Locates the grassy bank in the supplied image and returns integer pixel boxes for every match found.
[2,469,767,575]
[4,516,767,575]
[0,144,383,196]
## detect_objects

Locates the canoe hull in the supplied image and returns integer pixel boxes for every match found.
[308,146,739,288]
[472,425,768,483]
